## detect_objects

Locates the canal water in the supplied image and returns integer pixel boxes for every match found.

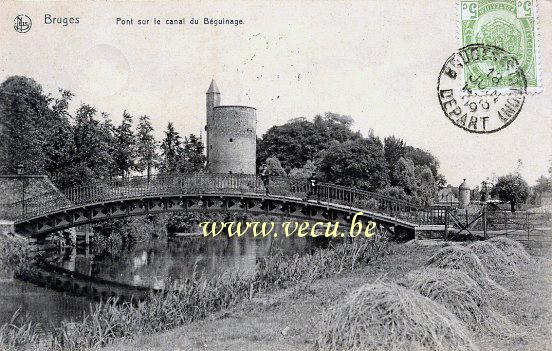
[0,232,315,328]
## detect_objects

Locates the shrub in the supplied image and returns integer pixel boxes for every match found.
[0,235,30,277]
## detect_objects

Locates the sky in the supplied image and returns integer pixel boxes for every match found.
[1,0,551,187]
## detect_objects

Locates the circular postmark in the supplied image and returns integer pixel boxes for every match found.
[437,44,527,134]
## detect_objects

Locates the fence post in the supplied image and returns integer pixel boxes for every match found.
[526,212,530,241]
[444,207,449,242]
[483,205,487,240]
[505,212,508,237]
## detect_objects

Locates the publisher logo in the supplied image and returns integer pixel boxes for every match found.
[14,14,32,33]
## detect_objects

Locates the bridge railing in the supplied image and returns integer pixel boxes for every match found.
[6,173,447,226]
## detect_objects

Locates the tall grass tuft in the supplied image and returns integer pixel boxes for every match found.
[0,234,30,277]
[0,309,43,351]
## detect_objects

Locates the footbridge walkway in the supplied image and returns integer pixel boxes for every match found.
[0,174,447,237]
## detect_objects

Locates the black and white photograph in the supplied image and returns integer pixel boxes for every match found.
[0,1,551,350]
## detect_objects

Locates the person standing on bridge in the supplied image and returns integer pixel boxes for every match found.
[307,173,320,203]
[260,164,270,195]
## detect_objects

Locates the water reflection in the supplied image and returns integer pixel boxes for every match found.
[0,278,89,329]
[48,231,315,290]
[0,224,324,328]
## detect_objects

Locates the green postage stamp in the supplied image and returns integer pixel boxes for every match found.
[459,0,542,93]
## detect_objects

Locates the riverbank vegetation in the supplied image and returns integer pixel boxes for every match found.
[0,234,30,278]
[94,237,551,351]
[0,234,388,350]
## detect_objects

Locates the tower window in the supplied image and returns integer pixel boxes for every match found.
[229,138,233,142]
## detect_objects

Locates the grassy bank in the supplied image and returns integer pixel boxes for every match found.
[101,238,551,351]
[0,234,388,351]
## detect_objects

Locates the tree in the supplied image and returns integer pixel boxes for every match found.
[415,166,437,206]
[257,112,361,171]
[0,76,51,173]
[179,134,206,173]
[135,115,157,180]
[113,111,136,178]
[289,160,317,179]
[393,157,417,196]
[376,186,411,202]
[530,175,551,204]
[318,138,389,191]
[98,112,118,179]
[491,173,529,212]
[43,90,78,187]
[265,157,286,176]
[159,122,182,174]
[69,104,113,185]
[384,136,406,185]
[404,146,440,178]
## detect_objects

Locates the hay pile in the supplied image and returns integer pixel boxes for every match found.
[425,245,502,292]
[488,236,532,265]
[469,241,519,277]
[315,282,478,351]
[402,268,515,336]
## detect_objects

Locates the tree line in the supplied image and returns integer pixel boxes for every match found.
[0,76,205,188]
[8,75,548,210]
[0,76,450,206]
[257,113,447,206]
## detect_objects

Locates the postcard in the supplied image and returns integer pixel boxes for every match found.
[0,1,551,350]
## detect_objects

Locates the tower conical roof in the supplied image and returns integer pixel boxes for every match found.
[206,79,220,94]
[459,179,470,190]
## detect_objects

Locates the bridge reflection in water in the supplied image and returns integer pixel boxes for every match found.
[20,232,315,302]
[5,173,448,237]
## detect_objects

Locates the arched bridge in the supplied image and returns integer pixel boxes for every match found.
[3,174,447,238]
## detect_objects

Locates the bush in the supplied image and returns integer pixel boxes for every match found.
[0,235,30,277]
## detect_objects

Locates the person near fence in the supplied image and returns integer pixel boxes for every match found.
[260,164,270,195]
[306,174,320,203]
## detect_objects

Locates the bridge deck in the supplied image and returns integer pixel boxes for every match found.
[1,174,446,236]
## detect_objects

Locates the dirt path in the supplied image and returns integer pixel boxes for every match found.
[103,240,552,351]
